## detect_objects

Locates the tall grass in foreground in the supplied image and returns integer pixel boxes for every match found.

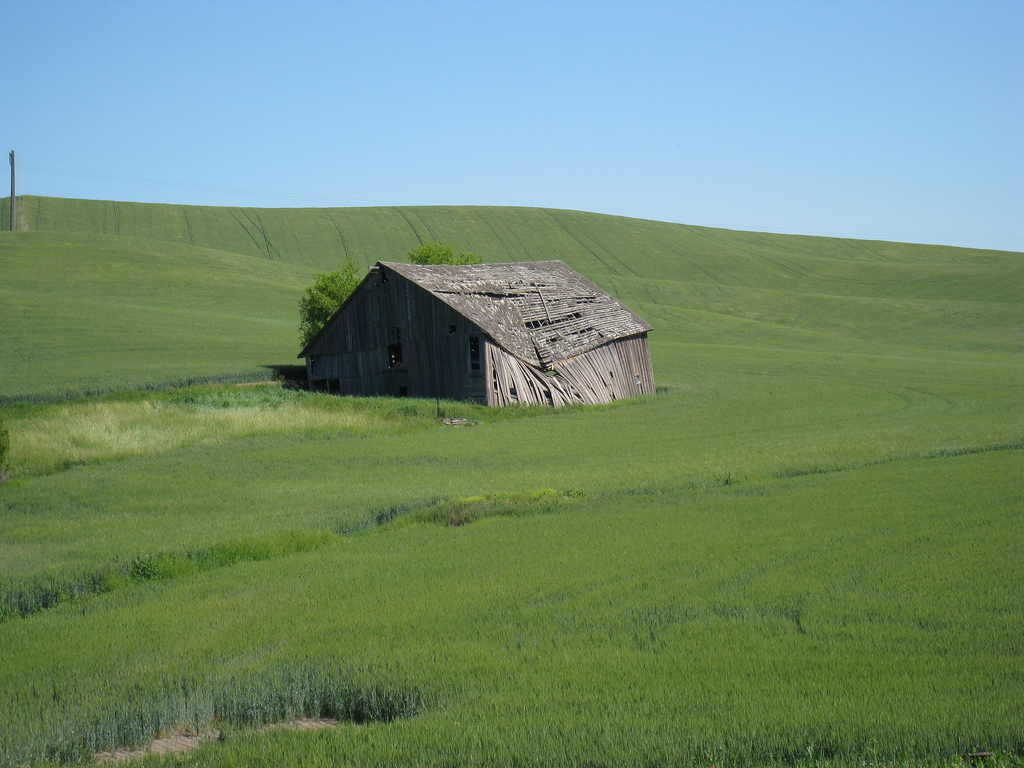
[0,490,580,622]
[0,529,341,622]
[1,451,1020,767]
[1,385,429,477]
[0,383,605,478]
[1,664,423,766]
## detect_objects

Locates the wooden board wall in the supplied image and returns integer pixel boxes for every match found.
[306,267,487,401]
[486,333,654,406]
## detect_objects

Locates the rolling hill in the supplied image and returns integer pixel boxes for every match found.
[2,195,1021,399]
[0,195,1021,767]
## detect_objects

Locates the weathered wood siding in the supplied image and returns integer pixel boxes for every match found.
[305,266,488,401]
[486,333,654,406]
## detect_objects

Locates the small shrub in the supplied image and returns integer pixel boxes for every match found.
[127,555,161,582]
[407,241,481,266]
[0,417,9,482]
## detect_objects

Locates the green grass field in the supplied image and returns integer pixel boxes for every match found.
[0,196,1021,767]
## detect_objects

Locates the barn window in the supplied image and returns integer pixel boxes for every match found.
[449,324,457,335]
[388,325,403,368]
[469,335,480,371]
[388,344,403,368]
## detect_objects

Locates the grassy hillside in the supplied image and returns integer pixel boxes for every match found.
[0,196,1021,767]
[2,195,1021,398]
[0,232,311,398]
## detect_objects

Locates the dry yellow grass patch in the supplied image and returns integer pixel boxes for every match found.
[8,397,388,476]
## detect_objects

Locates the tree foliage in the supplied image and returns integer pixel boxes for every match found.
[407,241,481,266]
[298,262,362,348]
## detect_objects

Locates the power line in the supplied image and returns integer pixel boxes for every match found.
[18,163,397,207]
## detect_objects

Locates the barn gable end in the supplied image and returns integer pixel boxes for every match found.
[299,260,655,406]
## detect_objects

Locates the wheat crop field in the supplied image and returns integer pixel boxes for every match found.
[0,196,1021,767]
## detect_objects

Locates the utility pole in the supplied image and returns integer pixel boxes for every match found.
[8,151,14,232]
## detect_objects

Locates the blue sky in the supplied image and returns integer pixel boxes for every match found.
[7,1,1022,251]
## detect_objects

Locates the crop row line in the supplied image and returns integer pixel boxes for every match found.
[0,490,585,623]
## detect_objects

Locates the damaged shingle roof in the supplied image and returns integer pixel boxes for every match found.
[382,260,652,368]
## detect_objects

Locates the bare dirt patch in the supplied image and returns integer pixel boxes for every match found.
[93,719,341,763]
[94,730,216,764]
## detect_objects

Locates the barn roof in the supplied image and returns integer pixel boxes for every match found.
[381,260,652,368]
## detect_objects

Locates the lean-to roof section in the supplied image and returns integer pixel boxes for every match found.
[382,260,652,368]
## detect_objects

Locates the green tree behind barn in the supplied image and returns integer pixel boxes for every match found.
[407,241,481,266]
[297,262,362,348]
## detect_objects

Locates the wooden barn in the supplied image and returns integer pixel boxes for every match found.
[298,260,655,406]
